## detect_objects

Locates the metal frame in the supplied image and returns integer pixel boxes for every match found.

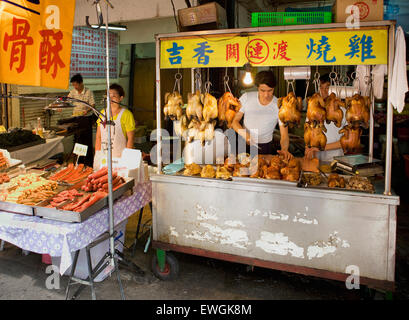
[153,21,399,291]
[155,20,397,196]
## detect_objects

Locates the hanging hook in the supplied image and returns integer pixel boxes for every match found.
[86,0,104,29]
[173,71,183,93]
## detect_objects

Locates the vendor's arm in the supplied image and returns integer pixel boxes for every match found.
[126,130,135,149]
[95,125,101,151]
[278,124,293,161]
[232,111,251,145]
[304,141,342,160]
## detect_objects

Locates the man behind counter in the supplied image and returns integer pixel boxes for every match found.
[67,73,95,167]
[232,70,293,161]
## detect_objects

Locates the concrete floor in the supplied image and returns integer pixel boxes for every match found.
[0,160,408,300]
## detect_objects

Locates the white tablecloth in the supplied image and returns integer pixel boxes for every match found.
[10,136,66,164]
[0,182,152,274]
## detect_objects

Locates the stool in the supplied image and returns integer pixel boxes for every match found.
[379,135,400,161]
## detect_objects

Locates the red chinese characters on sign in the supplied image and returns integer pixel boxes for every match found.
[245,39,269,64]
[226,43,239,62]
[2,17,34,73]
[39,29,65,79]
[272,41,291,61]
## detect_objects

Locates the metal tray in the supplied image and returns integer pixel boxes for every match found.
[232,176,298,186]
[297,172,375,194]
[33,178,135,223]
[0,201,35,216]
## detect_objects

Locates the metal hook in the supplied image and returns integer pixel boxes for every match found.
[86,0,104,29]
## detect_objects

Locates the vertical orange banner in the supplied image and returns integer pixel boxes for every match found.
[0,0,76,89]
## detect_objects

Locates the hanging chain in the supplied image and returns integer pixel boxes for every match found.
[194,69,202,93]
[313,67,320,93]
[286,79,295,95]
[223,67,232,93]
[173,69,182,93]
[204,68,212,94]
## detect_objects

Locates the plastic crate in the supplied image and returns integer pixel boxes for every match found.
[251,12,332,27]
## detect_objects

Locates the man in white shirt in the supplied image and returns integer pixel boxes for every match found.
[232,71,293,161]
[66,73,96,166]
[68,74,95,116]
[304,74,346,161]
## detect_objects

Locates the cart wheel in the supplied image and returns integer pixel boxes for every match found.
[151,252,179,280]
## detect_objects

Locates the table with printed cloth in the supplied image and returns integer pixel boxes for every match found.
[0,182,152,275]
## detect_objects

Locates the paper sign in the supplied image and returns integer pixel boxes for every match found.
[73,143,88,157]
[160,28,388,68]
[0,0,76,89]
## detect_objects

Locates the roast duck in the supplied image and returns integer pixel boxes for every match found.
[163,91,183,121]
[344,94,370,129]
[304,121,327,151]
[277,92,303,128]
[186,91,203,121]
[324,93,345,128]
[218,92,241,128]
[339,124,362,153]
[306,93,326,126]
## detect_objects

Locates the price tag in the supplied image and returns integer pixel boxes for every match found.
[73,143,88,157]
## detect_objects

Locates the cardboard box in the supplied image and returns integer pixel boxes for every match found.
[178,2,227,29]
[333,0,384,23]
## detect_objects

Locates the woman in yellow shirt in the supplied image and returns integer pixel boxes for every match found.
[94,84,135,168]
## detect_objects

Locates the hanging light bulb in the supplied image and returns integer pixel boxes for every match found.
[243,62,253,85]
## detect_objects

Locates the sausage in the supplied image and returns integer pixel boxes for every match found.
[88,167,108,180]
[74,191,107,212]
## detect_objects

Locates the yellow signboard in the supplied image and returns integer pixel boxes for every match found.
[0,0,76,89]
[160,28,388,69]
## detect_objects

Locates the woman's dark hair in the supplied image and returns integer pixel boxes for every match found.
[109,83,125,98]
[70,73,83,84]
[255,71,276,88]
[320,73,331,85]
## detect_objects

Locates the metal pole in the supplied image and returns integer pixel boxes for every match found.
[104,1,115,266]
[155,36,162,173]
[385,23,395,195]
[369,67,374,160]
[191,68,195,93]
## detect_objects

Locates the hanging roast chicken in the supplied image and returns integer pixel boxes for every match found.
[306,93,326,126]
[218,92,241,128]
[163,92,183,121]
[202,93,218,122]
[339,124,362,153]
[186,91,203,121]
[344,94,370,128]
[277,92,303,128]
[324,93,345,128]
[304,121,327,151]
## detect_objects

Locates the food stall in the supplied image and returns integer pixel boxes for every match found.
[150,21,400,292]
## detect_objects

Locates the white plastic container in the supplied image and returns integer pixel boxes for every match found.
[51,219,127,282]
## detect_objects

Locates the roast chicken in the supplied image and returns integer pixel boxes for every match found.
[233,164,250,177]
[324,93,345,128]
[201,164,216,178]
[304,121,327,151]
[163,91,183,121]
[186,91,203,121]
[262,165,281,180]
[327,173,346,188]
[306,93,326,126]
[345,94,370,128]
[186,119,216,145]
[280,158,301,182]
[183,163,202,176]
[174,114,189,139]
[218,92,241,128]
[216,166,232,180]
[202,93,218,122]
[339,124,362,153]
[277,92,303,128]
[249,155,267,178]
[224,155,237,172]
